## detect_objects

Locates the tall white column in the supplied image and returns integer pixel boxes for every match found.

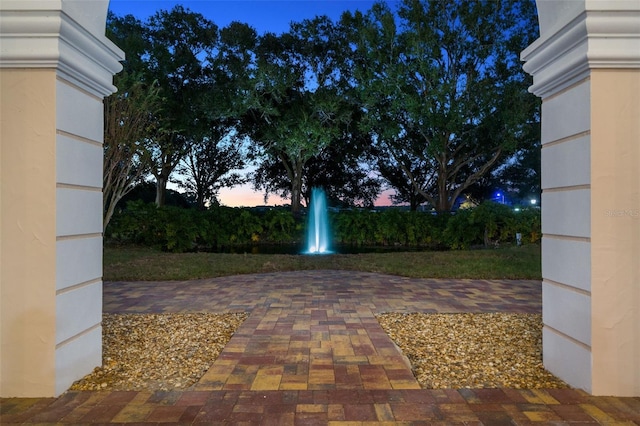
[0,0,123,397]
[522,0,640,396]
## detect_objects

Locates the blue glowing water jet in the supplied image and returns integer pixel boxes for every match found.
[304,187,332,254]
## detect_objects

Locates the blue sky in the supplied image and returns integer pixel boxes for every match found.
[108,1,379,34]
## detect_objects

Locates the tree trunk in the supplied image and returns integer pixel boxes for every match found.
[104,196,119,232]
[435,196,452,213]
[435,172,453,212]
[290,171,303,216]
[195,178,206,210]
[409,191,420,211]
[282,154,304,216]
[154,162,175,207]
[196,192,206,210]
[155,176,166,207]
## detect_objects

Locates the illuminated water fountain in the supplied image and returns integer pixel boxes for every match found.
[304,187,332,254]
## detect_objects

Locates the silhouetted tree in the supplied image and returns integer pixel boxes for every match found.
[344,0,539,212]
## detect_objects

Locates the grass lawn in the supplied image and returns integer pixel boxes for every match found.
[104,244,541,281]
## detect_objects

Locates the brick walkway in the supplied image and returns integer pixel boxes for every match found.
[2,270,638,424]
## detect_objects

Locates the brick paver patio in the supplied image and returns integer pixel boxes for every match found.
[2,270,638,424]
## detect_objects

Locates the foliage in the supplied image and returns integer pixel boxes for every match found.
[332,209,448,248]
[106,202,302,252]
[176,134,246,209]
[105,201,201,252]
[263,209,300,243]
[174,21,260,210]
[145,6,220,206]
[103,13,160,228]
[492,140,542,204]
[443,202,540,249]
[117,181,195,208]
[106,201,540,253]
[302,128,382,208]
[102,71,161,230]
[252,109,382,209]
[343,0,540,212]
[106,1,541,213]
[108,7,244,208]
[332,209,375,246]
[241,17,358,214]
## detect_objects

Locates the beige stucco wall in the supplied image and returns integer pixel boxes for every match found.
[0,69,107,396]
[590,69,640,396]
[524,0,640,396]
[0,69,58,396]
[0,0,123,397]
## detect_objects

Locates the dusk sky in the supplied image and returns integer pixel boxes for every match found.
[107,0,393,207]
[108,1,379,35]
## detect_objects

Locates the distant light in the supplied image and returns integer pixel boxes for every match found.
[496,192,501,197]
[514,207,521,212]
[530,199,537,205]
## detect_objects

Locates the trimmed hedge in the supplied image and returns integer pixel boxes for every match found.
[106,200,540,252]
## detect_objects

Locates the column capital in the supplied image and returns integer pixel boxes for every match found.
[0,0,124,97]
[521,0,640,98]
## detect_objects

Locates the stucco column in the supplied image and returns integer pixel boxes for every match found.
[522,0,639,396]
[0,0,123,397]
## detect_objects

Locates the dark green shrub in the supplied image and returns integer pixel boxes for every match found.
[106,200,540,252]
[231,209,264,244]
[375,209,403,245]
[443,202,541,249]
[105,201,201,252]
[516,207,542,243]
[105,200,162,246]
[162,207,202,252]
[330,208,447,248]
[443,208,479,249]
[201,206,237,248]
[263,209,300,243]
[332,209,376,246]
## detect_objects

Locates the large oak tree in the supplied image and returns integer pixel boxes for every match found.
[107,9,252,209]
[344,0,539,212]
[144,6,219,206]
[241,17,358,214]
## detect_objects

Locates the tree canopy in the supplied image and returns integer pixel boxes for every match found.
[105,0,540,214]
[106,8,251,208]
[237,17,362,214]
[343,0,539,212]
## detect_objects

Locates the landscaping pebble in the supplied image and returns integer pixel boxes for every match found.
[377,312,568,389]
[70,313,247,391]
[72,312,567,391]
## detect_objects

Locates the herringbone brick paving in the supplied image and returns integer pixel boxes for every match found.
[2,270,638,424]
